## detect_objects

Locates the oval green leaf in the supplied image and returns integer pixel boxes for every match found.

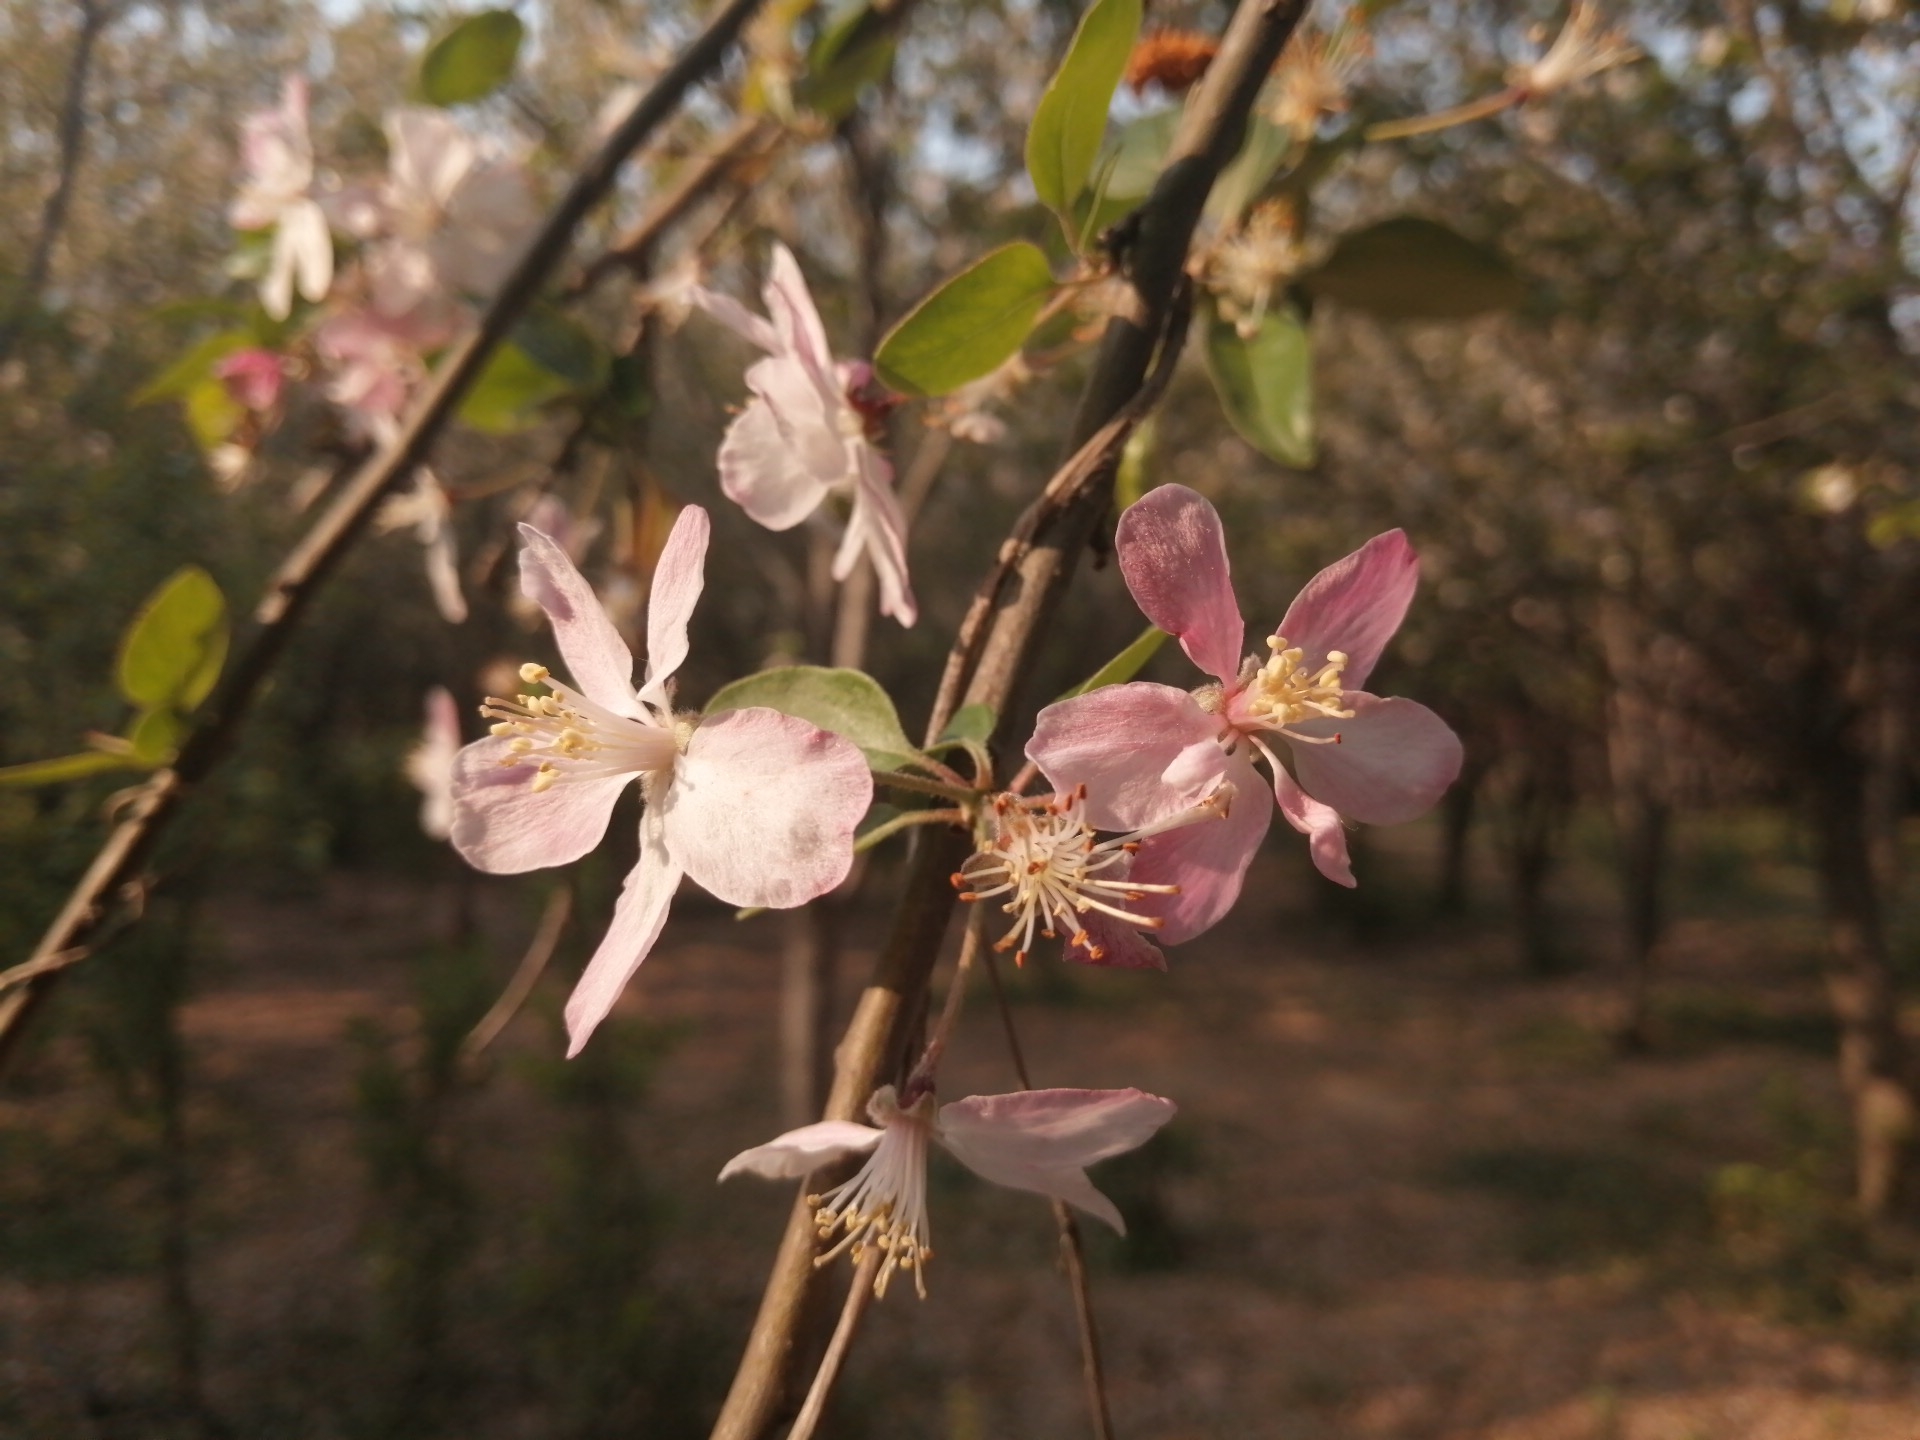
[1059,625,1167,701]
[874,242,1056,398]
[0,750,139,789]
[1025,0,1142,221]
[420,10,525,107]
[1203,299,1314,468]
[127,708,187,767]
[1302,216,1524,320]
[116,566,229,714]
[703,665,919,773]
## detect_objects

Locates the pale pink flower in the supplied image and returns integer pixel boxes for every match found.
[378,468,467,624]
[230,75,333,320]
[722,1083,1176,1298]
[450,509,873,1054]
[954,783,1237,970]
[406,687,462,840]
[1028,485,1462,919]
[214,348,287,413]
[312,306,438,433]
[692,244,918,626]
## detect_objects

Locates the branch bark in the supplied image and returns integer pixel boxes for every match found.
[708,4,1310,1435]
[0,0,776,1072]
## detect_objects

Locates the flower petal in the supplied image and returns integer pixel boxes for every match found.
[765,243,840,403]
[690,284,781,352]
[517,523,637,714]
[663,707,871,908]
[450,736,629,873]
[837,442,917,627]
[639,504,708,709]
[1115,484,1245,685]
[1286,694,1464,827]
[564,804,681,1056]
[1268,751,1354,887]
[718,1121,884,1181]
[717,398,836,531]
[937,1089,1178,1235]
[285,199,334,305]
[1073,907,1167,971]
[424,518,468,624]
[1027,684,1228,830]
[1127,750,1272,943]
[746,353,850,483]
[1274,529,1418,691]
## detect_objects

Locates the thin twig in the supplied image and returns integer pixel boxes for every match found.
[459,885,572,1068]
[981,945,1115,1440]
[0,0,777,1072]
[786,1249,882,1440]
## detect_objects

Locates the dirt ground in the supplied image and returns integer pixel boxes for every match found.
[3,821,1918,1439]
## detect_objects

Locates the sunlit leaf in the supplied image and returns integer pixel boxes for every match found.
[1026,0,1142,222]
[1207,116,1291,225]
[874,243,1056,398]
[127,708,187,766]
[0,751,138,789]
[133,328,254,406]
[798,0,899,120]
[934,702,996,748]
[460,341,574,434]
[420,10,524,107]
[703,666,919,772]
[1303,216,1524,320]
[1203,299,1314,467]
[116,566,229,714]
[1060,625,1168,700]
[184,376,244,452]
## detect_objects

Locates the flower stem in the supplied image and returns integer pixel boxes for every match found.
[1365,86,1524,142]
[869,768,978,803]
[787,1249,881,1440]
[852,807,965,856]
[905,905,987,1096]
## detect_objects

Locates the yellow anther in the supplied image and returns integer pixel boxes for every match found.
[519,662,549,685]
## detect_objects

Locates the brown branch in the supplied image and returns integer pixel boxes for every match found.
[0,0,109,364]
[708,4,1310,1435]
[0,0,777,1073]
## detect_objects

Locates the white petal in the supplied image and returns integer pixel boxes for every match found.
[719,1121,884,1181]
[717,399,835,531]
[638,504,708,709]
[516,524,639,715]
[564,804,680,1056]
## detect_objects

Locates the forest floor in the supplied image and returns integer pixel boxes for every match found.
[3,814,1919,1439]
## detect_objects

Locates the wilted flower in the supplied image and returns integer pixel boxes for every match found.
[450,509,873,1054]
[1201,201,1303,339]
[1125,29,1218,94]
[954,783,1236,969]
[692,244,918,626]
[722,1084,1176,1298]
[1029,485,1461,919]
[1509,3,1639,98]
[406,687,462,840]
[1269,19,1371,139]
[230,75,333,321]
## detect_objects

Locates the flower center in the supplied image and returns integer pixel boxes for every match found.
[1241,635,1354,734]
[953,785,1232,965]
[481,663,678,793]
[809,1087,935,1300]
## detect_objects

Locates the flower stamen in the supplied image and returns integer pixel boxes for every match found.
[807,1087,935,1299]
[479,661,677,791]
[1241,634,1354,741]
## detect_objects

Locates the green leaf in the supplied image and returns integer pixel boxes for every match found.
[134,328,255,406]
[1071,106,1178,242]
[1115,414,1155,510]
[798,1,900,120]
[1026,0,1142,221]
[116,566,229,714]
[459,340,575,434]
[1203,298,1314,467]
[874,243,1056,398]
[934,702,996,748]
[1060,625,1168,700]
[703,666,919,772]
[420,10,525,107]
[184,376,244,452]
[0,751,138,789]
[1302,217,1524,320]
[1207,115,1291,225]
[127,708,187,766]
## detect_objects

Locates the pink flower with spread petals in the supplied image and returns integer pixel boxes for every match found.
[1029,485,1462,916]
[692,244,918,626]
[230,76,333,321]
[450,509,872,1055]
[722,1083,1176,1298]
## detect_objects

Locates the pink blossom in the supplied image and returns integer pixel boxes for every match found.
[450,509,873,1054]
[692,244,918,626]
[1028,485,1461,918]
[722,1083,1176,1297]
[214,348,287,413]
[230,75,333,320]
[405,686,462,840]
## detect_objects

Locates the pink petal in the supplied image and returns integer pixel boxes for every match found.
[837,443,917,627]
[746,353,850,482]
[638,504,708,710]
[449,736,629,874]
[663,707,871,908]
[564,805,681,1056]
[717,398,836,531]
[1127,749,1273,943]
[1268,752,1354,887]
[718,1121,884,1181]
[1115,484,1245,685]
[1286,694,1464,827]
[1027,684,1228,830]
[1074,907,1167,971]
[517,524,638,715]
[937,1089,1178,1235]
[1274,529,1418,691]
[764,243,840,401]
[690,284,781,352]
